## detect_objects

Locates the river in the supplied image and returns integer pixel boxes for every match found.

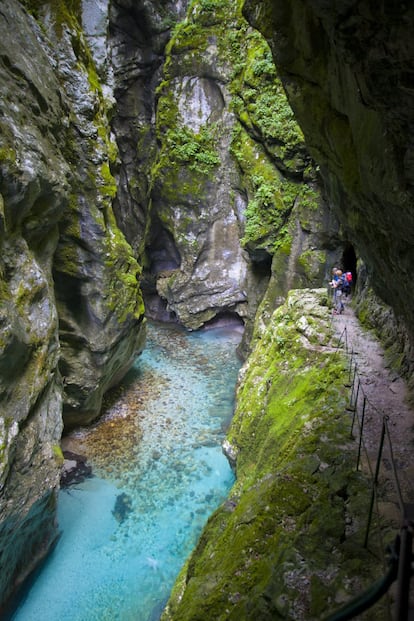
[11,321,242,621]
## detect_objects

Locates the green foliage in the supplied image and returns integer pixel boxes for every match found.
[199,0,227,10]
[250,50,276,78]
[52,444,64,465]
[230,126,300,251]
[222,21,317,254]
[23,0,82,36]
[153,0,319,265]
[233,32,304,149]
[0,146,17,165]
[102,207,145,323]
[100,162,117,198]
[242,176,286,244]
[158,122,220,178]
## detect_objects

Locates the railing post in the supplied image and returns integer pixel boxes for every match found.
[364,418,387,548]
[395,517,413,621]
[345,351,354,387]
[347,363,358,409]
[356,397,367,471]
[350,379,360,437]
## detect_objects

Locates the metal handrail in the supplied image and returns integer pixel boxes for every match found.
[330,310,414,620]
[324,537,400,621]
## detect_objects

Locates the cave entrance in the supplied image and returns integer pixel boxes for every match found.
[341,243,357,282]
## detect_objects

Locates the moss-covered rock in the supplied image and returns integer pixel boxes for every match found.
[162,290,385,620]
[108,0,188,258]
[140,0,340,336]
[0,0,146,607]
[243,0,414,368]
[0,0,69,607]
[33,0,147,427]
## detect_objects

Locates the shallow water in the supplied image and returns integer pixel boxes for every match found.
[11,322,242,621]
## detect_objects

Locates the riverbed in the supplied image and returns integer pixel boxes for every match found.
[11,321,242,621]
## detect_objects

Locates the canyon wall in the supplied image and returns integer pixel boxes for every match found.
[109,0,342,339]
[244,0,414,374]
[0,0,145,607]
[160,2,414,618]
[161,290,384,621]
[3,0,410,612]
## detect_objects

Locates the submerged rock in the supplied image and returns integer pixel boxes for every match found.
[112,492,133,524]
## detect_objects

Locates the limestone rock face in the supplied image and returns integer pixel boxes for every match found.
[0,0,145,606]
[243,0,414,347]
[0,0,66,607]
[108,0,190,256]
[149,23,252,329]
[32,2,146,429]
[110,0,339,332]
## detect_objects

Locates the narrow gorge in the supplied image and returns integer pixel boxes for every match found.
[0,1,413,619]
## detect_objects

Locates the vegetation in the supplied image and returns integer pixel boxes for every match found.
[226,24,318,254]
[22,0,82,35]
[164,126,221,175]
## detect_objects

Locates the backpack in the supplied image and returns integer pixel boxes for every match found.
[346,271,352,283]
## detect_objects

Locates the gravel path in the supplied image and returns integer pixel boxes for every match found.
[332,298,414,616]
[333,302,414,508]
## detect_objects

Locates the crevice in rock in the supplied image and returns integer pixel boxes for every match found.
[146,218,181,275]
[341,242,357,284]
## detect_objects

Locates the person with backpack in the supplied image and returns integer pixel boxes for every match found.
[344,271,353,297]
[330,268,345,314]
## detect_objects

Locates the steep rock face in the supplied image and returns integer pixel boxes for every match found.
[29,1,146,428]
[250,196,343,345]
[0,0,145,606]
[148,2,253,329]
[112,0,342,333]
[108,0,190,256]
[243,0,414,354]
[0,0,66,607]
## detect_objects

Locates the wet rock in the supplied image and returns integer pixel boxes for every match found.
[244,0,414,358]
[60,451,93,488]
[0,0,145,607]
[162,290,388,620]
[112,492,133,524]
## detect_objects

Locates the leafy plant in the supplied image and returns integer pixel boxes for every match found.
[165,125,220,175]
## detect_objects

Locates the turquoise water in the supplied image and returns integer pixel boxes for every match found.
[12,322,242,621]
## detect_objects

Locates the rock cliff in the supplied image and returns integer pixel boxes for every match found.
[109,0,341,335]
[244,0,414,372]
[0,0,145,608]
[3,0,413,613]
[1,0,333,608]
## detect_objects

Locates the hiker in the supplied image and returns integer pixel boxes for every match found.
[330,269,345,314]
[343,271,353,297]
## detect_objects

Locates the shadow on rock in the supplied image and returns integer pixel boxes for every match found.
[61,451,93,488]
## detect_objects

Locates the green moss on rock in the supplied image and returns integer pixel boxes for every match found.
[162,290,385,621]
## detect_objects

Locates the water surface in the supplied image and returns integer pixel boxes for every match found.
[12,322,242,621]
